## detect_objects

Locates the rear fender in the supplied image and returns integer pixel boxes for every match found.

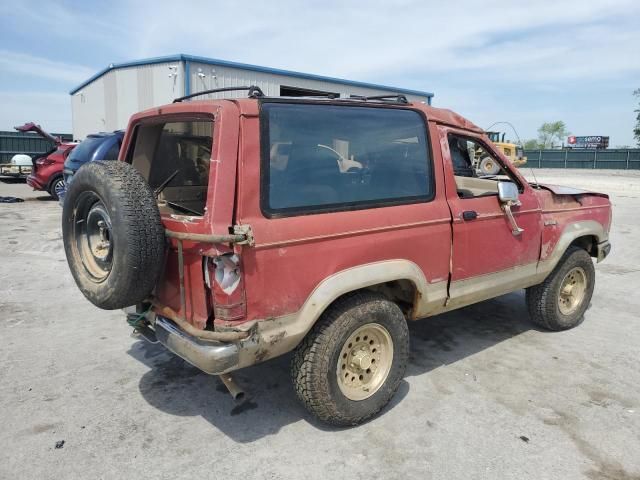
[233,260,446,369]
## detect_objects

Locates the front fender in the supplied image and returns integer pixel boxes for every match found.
[537,219,607,279]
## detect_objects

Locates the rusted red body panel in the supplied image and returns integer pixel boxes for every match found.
[119,98,612,330]
[122,102,240,328]
[238,112,451,320]
[437,125,543,279]
[534,188,611,261]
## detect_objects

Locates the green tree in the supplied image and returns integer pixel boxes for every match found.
[537,121,569,149]
[523,139,540,149]
[634,89,640,147]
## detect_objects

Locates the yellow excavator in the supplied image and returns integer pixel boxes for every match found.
[477,131,527,175]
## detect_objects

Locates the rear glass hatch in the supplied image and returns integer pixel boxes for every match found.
[129,118,214,217]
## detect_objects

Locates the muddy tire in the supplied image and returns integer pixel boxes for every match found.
[62,161,164,309]
[291,292,409,426]
[479,156,501,175]
[526,246,595,331]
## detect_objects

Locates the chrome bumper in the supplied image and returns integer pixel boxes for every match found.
[143,316,240,375]
[597,240,611,263]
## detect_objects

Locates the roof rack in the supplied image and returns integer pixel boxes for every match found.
[173,85,265,103]
[349,94,409,104]
[172,86,411,105]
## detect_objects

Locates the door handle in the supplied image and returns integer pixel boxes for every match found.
[462,210,478,221]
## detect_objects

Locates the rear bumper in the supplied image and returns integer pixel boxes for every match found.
[26,174,45,190]
[148,316,240,374]
[596,240,611,263]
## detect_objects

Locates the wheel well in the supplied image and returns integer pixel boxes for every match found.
[328,280,418,319]
[569,235,598,257]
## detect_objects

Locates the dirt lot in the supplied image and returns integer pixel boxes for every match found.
[1,169,639,480]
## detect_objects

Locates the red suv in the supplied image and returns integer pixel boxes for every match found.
[62,88,612,426]
[17,123,77,199]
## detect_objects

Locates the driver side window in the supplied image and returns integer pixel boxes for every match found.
[447,135,506,199]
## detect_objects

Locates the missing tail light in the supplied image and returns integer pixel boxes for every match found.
[205,253,246,322]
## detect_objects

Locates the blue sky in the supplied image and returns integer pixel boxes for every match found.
[1,0,639,145]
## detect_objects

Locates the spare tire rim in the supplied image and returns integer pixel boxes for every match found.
[558,266,587,315]
[73,191,113,281]
[337,323,393,401]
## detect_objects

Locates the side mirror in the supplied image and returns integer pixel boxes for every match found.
[498,181,519,204]
[497,182,524,236]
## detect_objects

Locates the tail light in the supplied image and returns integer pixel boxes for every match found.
[205,253,246,323]
[35,157,55,166]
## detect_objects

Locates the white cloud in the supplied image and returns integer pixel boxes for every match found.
[0,91,72,134]
[0,51,93,84]
[2,3,127,45]
[1,0,638,143]
[117,0,640,85]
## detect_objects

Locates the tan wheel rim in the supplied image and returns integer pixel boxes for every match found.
[558,267,587,315]
[336,323,393,401]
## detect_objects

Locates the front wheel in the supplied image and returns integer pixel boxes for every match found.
[291,292,409,426]
[526,246,595,331]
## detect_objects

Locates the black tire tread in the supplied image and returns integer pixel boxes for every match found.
[526,246,595,331]
[291,291,408,426]
[63,160,165,309]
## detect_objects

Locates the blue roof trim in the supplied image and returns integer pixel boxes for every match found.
[69,54,434,99]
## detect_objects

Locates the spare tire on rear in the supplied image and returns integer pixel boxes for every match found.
[62,160,165,309]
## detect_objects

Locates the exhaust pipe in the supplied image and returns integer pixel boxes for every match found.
[219,374,245,401]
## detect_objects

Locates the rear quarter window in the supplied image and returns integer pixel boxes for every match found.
[260,103,433,217]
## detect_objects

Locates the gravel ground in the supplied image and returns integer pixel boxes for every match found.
[1,169,639,480]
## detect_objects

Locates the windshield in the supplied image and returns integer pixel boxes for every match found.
[67,136,106,162]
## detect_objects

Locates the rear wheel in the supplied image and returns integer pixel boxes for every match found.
[291,292,409,426]
[526,246,595,330]
[48,175,65,200]
[62,161,165,309]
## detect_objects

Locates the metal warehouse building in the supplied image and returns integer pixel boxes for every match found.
[70,54,434,140]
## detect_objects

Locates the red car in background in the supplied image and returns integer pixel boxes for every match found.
[17,123,77,199]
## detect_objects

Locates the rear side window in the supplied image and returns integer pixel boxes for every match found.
[261,103,433,217]
[129,119,213,216]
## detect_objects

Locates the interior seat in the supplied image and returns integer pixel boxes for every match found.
[270,143,342,209]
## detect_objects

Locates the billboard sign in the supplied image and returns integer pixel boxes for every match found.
[567,136,609,149]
